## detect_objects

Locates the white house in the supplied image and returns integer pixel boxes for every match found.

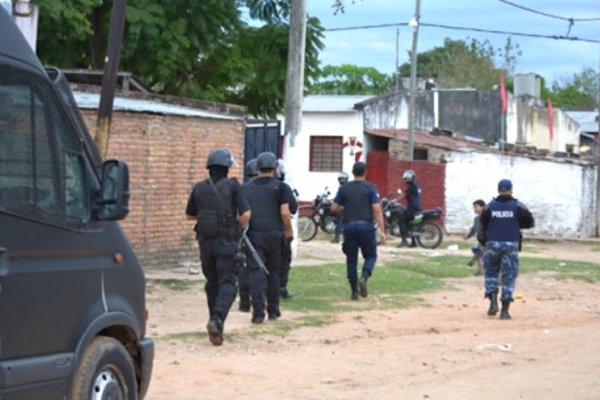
[281,95,371,202]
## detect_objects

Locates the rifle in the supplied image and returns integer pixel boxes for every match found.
[239,226,269,275]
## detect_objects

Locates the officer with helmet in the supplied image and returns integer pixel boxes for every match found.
[185,148,251,346]
[331,171,348,243]
[397,169,421,248]
[238,158,258,313]
[276,159,298,300]
[242,151,294,323]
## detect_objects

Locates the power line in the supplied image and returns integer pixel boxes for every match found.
[498,0,600,22]
[324,21,600,44]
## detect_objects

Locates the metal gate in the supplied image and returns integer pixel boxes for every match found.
[244,119,281,178]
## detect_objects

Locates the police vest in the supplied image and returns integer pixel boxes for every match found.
[243,178,282,232]
[485,198,520,242]
[342,181,374,223]
[192,178,239,238]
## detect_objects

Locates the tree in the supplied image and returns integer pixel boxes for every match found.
[544,67,598,110]
[31,0,324,118]
[309,64,392,95]
[398,37,521,90]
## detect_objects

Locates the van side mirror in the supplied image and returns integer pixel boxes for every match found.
[97,160,130,220]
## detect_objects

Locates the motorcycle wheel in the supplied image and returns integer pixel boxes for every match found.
[298,215,318,242]
[415,221,443,249]
[320,215,337,234]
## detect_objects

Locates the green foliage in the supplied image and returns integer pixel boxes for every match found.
[32,0,324,118]
[545,67,598,110]
[398,37,521,90]
[309,64,393,95]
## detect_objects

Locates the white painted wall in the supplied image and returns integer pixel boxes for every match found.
[444,151,597,238]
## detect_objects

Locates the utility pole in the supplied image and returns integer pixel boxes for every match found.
[393,27,400,131]
[95,0,127,159]
[596,48,600,237]
[407,0,421,161]
[283,0,307,192]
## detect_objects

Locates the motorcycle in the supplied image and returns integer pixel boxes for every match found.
[381,194,444,249]
[297,187,337,241]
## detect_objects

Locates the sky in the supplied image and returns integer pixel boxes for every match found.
[308,0,600,85]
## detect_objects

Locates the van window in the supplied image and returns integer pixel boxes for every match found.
[0,65,88,227]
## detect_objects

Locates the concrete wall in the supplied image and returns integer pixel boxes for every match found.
[81,110,245,268]
[285,111,366,202]
[444,151,597,238]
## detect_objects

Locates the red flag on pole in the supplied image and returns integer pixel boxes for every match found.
[547,98,554,142]
[499,71,507,113]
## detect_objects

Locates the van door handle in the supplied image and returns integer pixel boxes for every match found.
[0,247,9,277]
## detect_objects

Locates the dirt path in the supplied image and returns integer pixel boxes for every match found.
[145,237,600,400]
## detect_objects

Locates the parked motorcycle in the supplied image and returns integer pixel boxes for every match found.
[298,187,337,241]
[381,195,444,249]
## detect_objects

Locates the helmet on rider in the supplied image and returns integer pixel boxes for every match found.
[337,171,348,185]
[402,169,416,182]
[206,148,234,168]
[256,151,278,170]
[245,158,258,177]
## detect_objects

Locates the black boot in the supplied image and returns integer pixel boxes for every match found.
[206,317,224,346]
[358,272,369,298]
[487,291,499,316]
[239,295,250,312]
[330,234,340,244]
[500,300,512,320]
[280,287,292,300]
[397,239,409,248]
[350,281,359,300]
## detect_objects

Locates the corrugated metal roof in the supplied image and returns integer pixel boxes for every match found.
[566,111,598,133]
[73,92,243,121]
[303,95,373,112]
[365,128,492,152]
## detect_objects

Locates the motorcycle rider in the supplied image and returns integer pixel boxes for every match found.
[331,171,348,244]
[397,169,421,248]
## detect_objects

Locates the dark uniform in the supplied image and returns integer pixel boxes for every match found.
[279,181,298,299]
[186,149,250,345]
[399,171,421,247]
[478,179,534,320]
[238,159,258,312]
[242,152,294,323]
[333,162,383,300]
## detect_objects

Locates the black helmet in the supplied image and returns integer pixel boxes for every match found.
[245,158,258,177]
[337,171,348,184]
[256,151,278,170]
[403,169,416,182]
[206,148,233,168]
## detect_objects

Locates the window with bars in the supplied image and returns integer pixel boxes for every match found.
[309,136,343,172]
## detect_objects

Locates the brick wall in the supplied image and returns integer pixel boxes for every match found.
[81,110,245,268]
[389,161,446,217]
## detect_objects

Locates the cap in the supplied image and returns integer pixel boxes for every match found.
[498,179,512,192]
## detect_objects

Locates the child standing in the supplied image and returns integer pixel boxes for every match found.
[464,199,486,276]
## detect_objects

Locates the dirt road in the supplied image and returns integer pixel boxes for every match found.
[145,237,600,400]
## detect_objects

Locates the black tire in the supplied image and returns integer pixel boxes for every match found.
[298,215,318,242]
[415,221,444,249]
[320,214,336,234]
[387,218,402,238]
[70,336,138,400]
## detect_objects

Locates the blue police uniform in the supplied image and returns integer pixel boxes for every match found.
[333,179,380,298]
[478,180,534,319]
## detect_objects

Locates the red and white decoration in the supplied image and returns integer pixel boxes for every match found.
[342,136,363,162]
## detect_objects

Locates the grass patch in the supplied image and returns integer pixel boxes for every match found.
[520,257,600,282]
[150,279,199,292]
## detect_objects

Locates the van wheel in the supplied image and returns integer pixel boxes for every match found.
[71,336,138,400]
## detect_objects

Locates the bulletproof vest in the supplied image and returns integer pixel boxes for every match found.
[243,177,282,231]
[342,181,374,223]
[191,178,239,238]
[485,198,521,242]
[407,182,421,210]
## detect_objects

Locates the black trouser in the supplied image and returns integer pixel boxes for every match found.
[199,237,238,323]
[279,237,293,290]
[399,207,419,240]
[246,230,284,317]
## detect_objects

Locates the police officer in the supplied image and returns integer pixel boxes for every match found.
[331,161,386,300]
[238,158,258,313]
[477,179,534,320]
[330,171,348,244]
[242,151,294,323]
[276,159,298,300]
[397,169,421,248]
[185,148,251,345]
